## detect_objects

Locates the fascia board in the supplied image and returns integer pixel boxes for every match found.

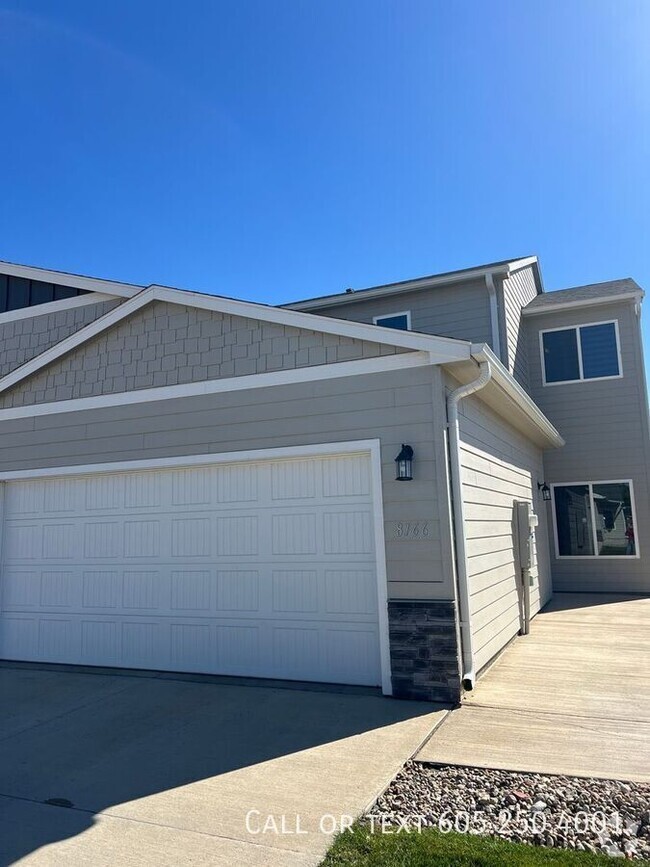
[0,283,470,397]
[0,288,156,395]
[469,343,565,448]
[0,260,143,298]
[150,285,471,361]
[281,265,514,311]
[521,292,643,316]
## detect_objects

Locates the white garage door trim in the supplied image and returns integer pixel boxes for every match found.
[0,439,392,695]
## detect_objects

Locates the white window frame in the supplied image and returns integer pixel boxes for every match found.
[373,310,412,331]
[550,479,639,559]
[539,319,623,387]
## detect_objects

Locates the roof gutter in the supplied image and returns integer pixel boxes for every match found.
[470,344,565,448]
[446,359,493,690]
[284,264,515,311]
[521,292,643,316]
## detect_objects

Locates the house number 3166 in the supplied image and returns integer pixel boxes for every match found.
[396,522,430,539]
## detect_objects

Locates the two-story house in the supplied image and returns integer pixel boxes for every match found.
[0,256,645,704]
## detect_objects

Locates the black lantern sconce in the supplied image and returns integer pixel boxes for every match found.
[395,444,414,481]
[537,482,551,502]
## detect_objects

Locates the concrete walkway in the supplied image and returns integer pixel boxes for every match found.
[418,593,650,782]
[0,666,446,866]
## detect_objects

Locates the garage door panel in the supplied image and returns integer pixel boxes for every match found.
[214,570,259,612]
[2,571,40,609]
[83,571,120,608]
[0,615,38,657]
[82,619,120,665]
[0,453,383,686]
[324,570,378,614]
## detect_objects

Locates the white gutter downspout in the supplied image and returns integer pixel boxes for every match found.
[447,359,492,690]
[485,272,502,361]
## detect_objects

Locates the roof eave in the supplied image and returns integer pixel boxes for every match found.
[0,284,473,396]
[468,343,565,449]
[283,257,539,311]
[522,291,643,316]
[0,259,144,299]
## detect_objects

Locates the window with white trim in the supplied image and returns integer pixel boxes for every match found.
[373,311,411,331]
[552,481,637,557]
[541,321,621,385]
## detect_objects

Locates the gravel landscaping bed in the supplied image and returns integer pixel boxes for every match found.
[369,762,650,860]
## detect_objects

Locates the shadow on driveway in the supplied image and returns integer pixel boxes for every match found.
[0,664,442,865]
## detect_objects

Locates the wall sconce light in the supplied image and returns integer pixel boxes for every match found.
[395,444,414,481]
[537,482,551,502]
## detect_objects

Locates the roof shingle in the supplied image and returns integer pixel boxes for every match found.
[525,278,642,311]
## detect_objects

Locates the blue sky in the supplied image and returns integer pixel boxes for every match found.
[1,2,649,324]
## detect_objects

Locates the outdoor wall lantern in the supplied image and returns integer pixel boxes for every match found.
[537,482,551,502]
[395,444,414,481]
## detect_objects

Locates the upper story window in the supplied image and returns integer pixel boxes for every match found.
[373,311,411,331]
[540,320,621,385]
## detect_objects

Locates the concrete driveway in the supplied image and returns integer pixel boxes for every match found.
[0,666,446,866]
[419,593,650,782]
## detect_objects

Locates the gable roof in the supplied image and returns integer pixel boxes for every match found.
[523,278,643,315]
[0,284,472,397]
[282,256,542,311]
[0,259,143,299]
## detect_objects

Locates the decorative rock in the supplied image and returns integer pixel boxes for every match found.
[370,761,650,861]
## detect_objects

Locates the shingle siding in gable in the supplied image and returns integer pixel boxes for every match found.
[0,300,404,408]
[0,299,121,378]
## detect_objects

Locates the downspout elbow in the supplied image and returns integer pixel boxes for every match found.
[447,360,492,691]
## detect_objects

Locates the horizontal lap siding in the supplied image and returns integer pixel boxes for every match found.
[501,266,538,391]
[456,387,552,673]
[0,365,455,602]
[525,301,650,592]
[308,279,493,346]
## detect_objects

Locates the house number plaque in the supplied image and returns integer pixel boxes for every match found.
[393,521,430,539]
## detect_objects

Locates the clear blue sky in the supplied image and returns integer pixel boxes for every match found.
[1,2,649,323]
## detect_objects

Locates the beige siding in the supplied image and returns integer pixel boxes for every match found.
[525,299,650,593]
[303,278,494,347]
[0,301,402,408]
[455,385,552,673]
[501,265,538,390]
[0,365,456,603]
[0,299,121,378]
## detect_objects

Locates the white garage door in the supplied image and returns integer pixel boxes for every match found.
[0,453,383,686]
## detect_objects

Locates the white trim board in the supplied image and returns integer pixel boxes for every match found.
[522,292,643,316]
[0,351,431,421]
[0,438,381,480]
[283,257,539,311]
[0,293,118,326]
[0,288,155,395]
[0,284,471,397]
[0,260,142,299]
[469,343,564,448]
[372,311,412,330]
[149,285,469,356]
[550,479,640,560]
[0,437,394,695]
